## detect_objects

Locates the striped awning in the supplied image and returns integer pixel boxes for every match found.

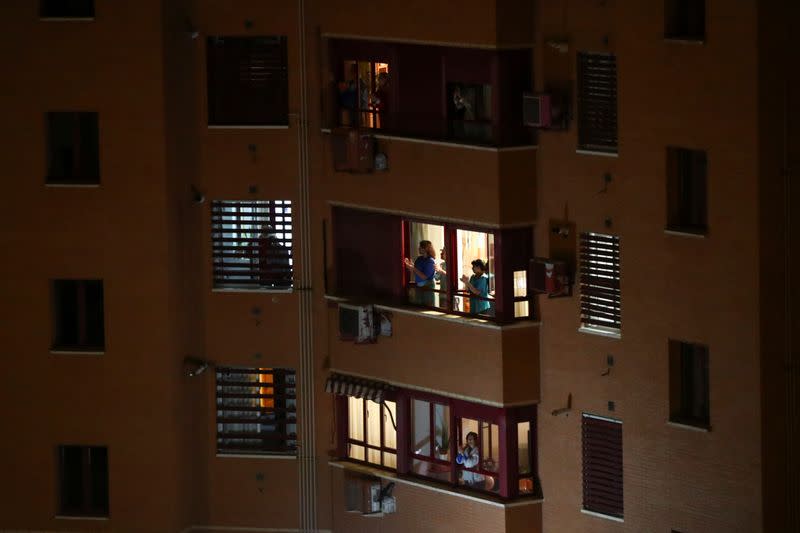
[324,373,393,402]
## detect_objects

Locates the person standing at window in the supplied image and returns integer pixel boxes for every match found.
[404,240,437,306]
[461,259,490,315]
[457,431,485,486]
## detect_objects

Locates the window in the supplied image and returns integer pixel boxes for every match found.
[52,280,105,351]
[447,82,493,143]
[58,445,108,517]
[669,340,710,427]
[579,233,621,333]
[216,367,297,455]
[339,60,390,128]
[211,200,292,289]
[403,220,498,318]
[582,414,623,519]
[456,417,500,493]
[665,0,705,40]
[46,112,99,184]
[517,421,536,494]
[577,53,617,153]
[667,147,707,234]
[347,397,397,468]
[206,36,288,126]
[41,0,94,18]
[411,399,451,482]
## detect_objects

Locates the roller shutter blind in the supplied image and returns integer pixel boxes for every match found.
[582,414,623,518]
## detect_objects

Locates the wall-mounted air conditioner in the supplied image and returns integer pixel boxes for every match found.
[338,303,377,344]
[523,93,552,128]
[332,127,374,173]
[530,257,571,297]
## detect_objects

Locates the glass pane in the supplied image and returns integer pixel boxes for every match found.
[348,397,363,441]
[517,421,531,474]
[513,270,527,297]
[514,300,529,318]
[433,403,450,460]
[348,443,365,461]
[366,400,381,446]
[412,399,431,456]
[367,447,381,465]
[456,229,495,316]
[519,477,535,494]
[482,423,500,473]
[383,401,397,450]
[384,452,397,469]
[407,223,446,310]
[413,458,451,482]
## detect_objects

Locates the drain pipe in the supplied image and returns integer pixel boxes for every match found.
[295,0,317,530]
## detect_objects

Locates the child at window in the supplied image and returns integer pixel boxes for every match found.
[461,259,490,315]
[404,240,437,306]
[457,431,485,486]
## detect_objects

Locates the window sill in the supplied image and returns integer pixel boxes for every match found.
[216,453,297,460]
[329,460,544,509]
[664,228,707,239]
[667,420,711,433]
[576,148,618,158]
[325,294,541,331]
[45,182,101,188]
[40,18,96,22]
[208,124,289,130]
[212,287,293,294]
[581,508,624,523]
[55,515,109,521]
[578,326,621,339]
[320,128,538,153]
[663,37,705,44]
[50,349,105,356]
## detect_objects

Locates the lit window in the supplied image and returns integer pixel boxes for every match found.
[347,397,397,469]
[579,232,621,333]
[216,367,297,455]
[211,200,293,289]
[339,60,390,129]
[513,270,529,317]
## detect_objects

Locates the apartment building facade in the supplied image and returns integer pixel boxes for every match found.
[0,1,796,533]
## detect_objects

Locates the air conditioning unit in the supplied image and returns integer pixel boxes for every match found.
[530,258,571,297]
[338,303,377,344]
[332,127,374,173]
[522,93,552,128]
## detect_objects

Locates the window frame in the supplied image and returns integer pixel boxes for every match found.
[581,414,623,519]
[51,279,105,352]
[577,52,618,154]
[40,0,95,19]
[340,58,391,129]
[666,147,708,235]
[400,217,534,322]
[335,386,539,500]
[669,340,710,428]
[206,36,289,126]
[664,0,706,41]
[45,112,100,185]
[57,445,108,518]
[211,200,293,290]
[579,232,621,334]
[215,366,298,456]
[345,394,398,470]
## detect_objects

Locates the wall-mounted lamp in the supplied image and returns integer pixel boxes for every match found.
[551,393,573,416]
[190,184,205,205]
[183,356,212,377]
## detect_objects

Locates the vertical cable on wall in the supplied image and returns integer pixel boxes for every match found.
[296,0,317,531]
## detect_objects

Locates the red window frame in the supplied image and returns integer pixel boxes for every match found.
[401,218,534,322]
[345,394,398,470]
[334,386,539,499]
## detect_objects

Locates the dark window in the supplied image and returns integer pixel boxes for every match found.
[577,53,618,153]
[579,233,621,332]
[58,445,108,517]
[211,200,292,289]
[206,36,288,126]
[346,397,398,468]
[216,367,297,455]
[669,340,710,427]
[582,414,623,519]
[667,147,707,234]
[41,0,94,18]
[46,112,99,184]
[665,0,705,40]
[52,280,105,351]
